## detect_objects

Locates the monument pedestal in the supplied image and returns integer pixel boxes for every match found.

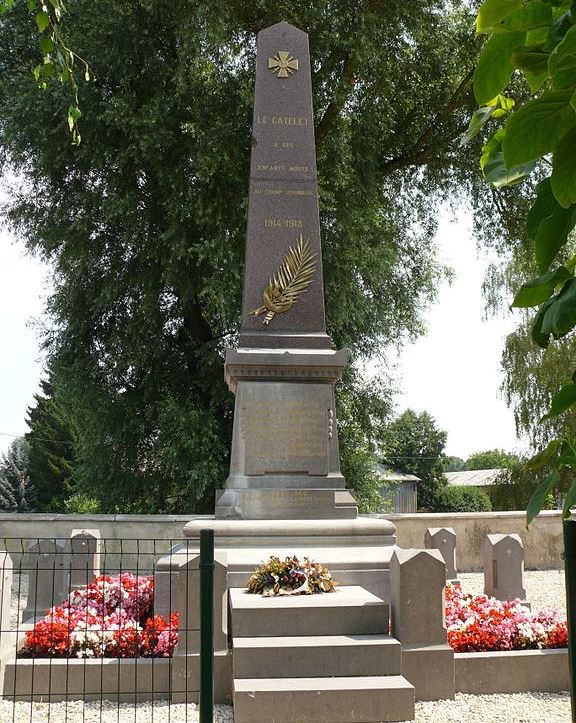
[183,516,396,602]
[217,347,354,520]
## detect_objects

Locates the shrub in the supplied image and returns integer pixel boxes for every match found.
[434,485,492,512]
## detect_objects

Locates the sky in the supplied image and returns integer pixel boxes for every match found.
[391,207,522,459]
[0,223,50,454]
[0,203,523,459]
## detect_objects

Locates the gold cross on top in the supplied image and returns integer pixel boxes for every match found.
[268,51,299,78]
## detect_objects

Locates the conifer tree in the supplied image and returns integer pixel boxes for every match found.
[0,438,38,512]
[26,372,78,511]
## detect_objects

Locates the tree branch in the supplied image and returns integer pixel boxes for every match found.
[379,68,475,176]
[315,0,386,145]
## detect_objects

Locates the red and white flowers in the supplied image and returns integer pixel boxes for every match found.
[445,584,567,653]
[22,573,178,658]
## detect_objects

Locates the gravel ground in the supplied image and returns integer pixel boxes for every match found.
[0,694,571,723]
[458,569,566,613]
[2,570,568,722]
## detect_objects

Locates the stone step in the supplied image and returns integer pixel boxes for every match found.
[233,676,415,723]
[233,633,401,678]
[229,586,389,637]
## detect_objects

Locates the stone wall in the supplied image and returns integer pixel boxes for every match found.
[386,511,564,571]
[0,510,565,571]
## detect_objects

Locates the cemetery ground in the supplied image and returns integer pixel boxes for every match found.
[2,569,569,723]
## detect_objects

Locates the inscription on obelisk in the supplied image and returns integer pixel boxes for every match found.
[239,22,330,350]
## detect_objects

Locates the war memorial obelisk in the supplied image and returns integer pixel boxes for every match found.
[185,21,395,568]
[215,21,355,520]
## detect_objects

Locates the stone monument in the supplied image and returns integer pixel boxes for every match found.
[216,20,354,521]
[171,24,420,719]
[184,19,396,591]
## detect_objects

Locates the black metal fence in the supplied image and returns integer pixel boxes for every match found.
[0,536,215,722]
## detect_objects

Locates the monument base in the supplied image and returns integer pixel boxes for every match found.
[215,488,357,520]
[221,346,353,520]
[183,516,397,601]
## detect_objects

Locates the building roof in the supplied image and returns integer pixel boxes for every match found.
[444,469,504,487]
[374,464,420,483]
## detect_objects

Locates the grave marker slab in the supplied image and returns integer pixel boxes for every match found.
[483,533,529,607]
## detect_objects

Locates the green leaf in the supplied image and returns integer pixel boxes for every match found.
[41,61,54,78]
[552,126,576,208]
[562,479,576,518]
[35,10,50,32]
[461,105,495,144]
[535,204,576,273]
[545,10,573,53]
[526,469,560,526]
[67,105,81,131]
[474,32,526,105]
[541,277,576,339]
[527,177,556,239]
[526,178,576,272]
[27,0,36,10]
[481,127,536,186]
[549,25,576,74]
[541,382,576,421]
[39,36,54,55]
[511,48,550,90]
[484,152,536,187]
[503,90,576,167]
[512,266,571,307]
[532,296,556,347]
[495,2,552,32]
[526,439,561,470]
[559,440,576,467]
[476,0,522,33]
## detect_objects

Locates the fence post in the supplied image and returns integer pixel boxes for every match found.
[199,528,214,722]
[564,519,576,723]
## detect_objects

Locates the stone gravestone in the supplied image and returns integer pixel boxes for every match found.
[22,539,67,622]
[390,548,455,701]
[424,527,458,584]
[483,533,529,607]
[216,21,355,520]
[69,529,100,589]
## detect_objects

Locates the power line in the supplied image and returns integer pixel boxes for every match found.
[0,431,467,459]
[0,431,75,446]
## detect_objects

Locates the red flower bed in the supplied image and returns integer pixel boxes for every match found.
[22,573,178,658]
[445,584,567,653]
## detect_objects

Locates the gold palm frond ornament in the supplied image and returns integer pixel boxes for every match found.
[250,235,317,325]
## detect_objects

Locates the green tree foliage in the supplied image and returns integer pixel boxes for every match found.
[442,455,466,472]
[1,0,91,143]
[0,437,38,512]
[465,448,519,470]
[502,318,576,449]
[465,0,576,522]
[435,485,492,512]
[491,462,559,511]
[337,368,391,512]
[25,369,78,511]
[0,1,493,512]
[381,409,447,510]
